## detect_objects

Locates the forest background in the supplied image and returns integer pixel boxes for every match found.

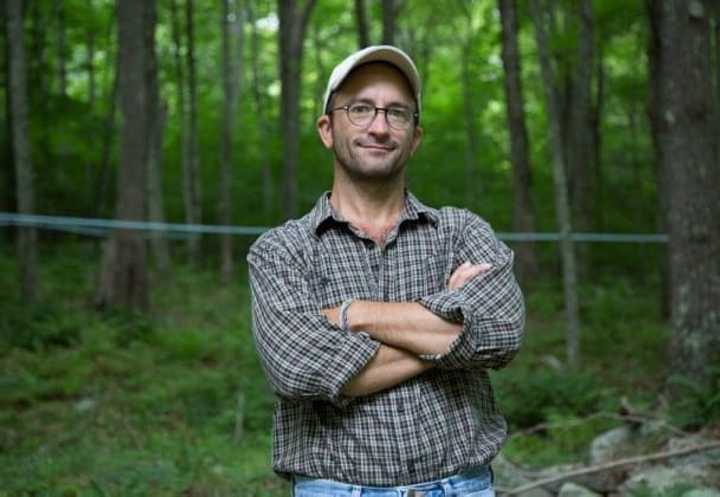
[1,0,719,495]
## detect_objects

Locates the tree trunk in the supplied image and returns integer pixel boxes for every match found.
[567,0,596,275]
[146,1,169,276]
[220,0,243,284]
[460,42,480,207]
[382,0,396,45]
[653,0,720,396]
[54,0,67,97]
[6,0,38,302]
[248,0,274,219]
[185,0,202,263]
[498,0,540,285]
[278,0,317,219]
[94,67,118,217]
[646,0,671,319]
[29,0,48,108]
[354,0,370,48]
[95,0,154,312]
[530,0,581,369]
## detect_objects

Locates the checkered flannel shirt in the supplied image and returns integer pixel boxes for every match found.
[248,191,525,486]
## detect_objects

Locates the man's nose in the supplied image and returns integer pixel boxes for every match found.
[367,109,391,135]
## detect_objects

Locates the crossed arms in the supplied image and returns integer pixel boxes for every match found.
[248,215,524,406]
[320,262,489,397]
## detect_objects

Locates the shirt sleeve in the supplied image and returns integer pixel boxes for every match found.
[247,236,381,407]
[417,211,525,370]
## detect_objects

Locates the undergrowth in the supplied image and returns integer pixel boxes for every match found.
[0,243,682,494]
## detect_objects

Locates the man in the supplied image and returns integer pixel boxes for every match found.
[248,45,524,497]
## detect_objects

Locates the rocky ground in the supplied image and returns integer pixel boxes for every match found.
[495,422,720,497]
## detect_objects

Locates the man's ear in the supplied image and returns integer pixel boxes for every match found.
[317,114,334,149]
[409,125,423,156]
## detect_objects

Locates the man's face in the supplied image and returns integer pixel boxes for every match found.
[317,63,423,182]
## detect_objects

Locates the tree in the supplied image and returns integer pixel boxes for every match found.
[382,0,397,45]
[498,0,540,284]
[649,0,720,394]
[530,0,581,368]
[6,0,38,301]
[185,0,202,262]
[278,0,316,219]
[219,0,243,283]
[354,0,370,49]
[95,0,155,311]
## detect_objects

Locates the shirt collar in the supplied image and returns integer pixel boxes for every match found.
[310,190,438,236]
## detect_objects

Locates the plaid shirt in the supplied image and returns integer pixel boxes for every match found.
[248,192,524,486]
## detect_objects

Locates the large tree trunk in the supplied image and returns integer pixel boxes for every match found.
[498,0,540,285]
[278,0,316,219]
[530,0,581,369]
[185,0,202,263]
[6,0,38,302]
[95,0,154,312]
[354,0,370,48]
[652,0,720,396]
[248,0,274,219]
[219,0,243,284]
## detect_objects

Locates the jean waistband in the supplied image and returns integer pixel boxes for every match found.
[293,465,493,497]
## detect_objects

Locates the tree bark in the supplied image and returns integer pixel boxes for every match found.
[278,0,317,219]
[652,0,720,395]
[185,0,202,263]
[354,0,370,48]
[382,0,396,45]
[248,0,274,219]
[530,0,581,369]
[6,0,38,302]
[95,0,154,312]
[220,0,243,284]
[498,0,540,285]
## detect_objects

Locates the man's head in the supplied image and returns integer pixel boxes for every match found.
[317,46,423,182]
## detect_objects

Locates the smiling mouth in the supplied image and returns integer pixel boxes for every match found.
[357,143,395,152]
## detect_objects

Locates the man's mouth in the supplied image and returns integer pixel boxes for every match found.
[356,141,396,152]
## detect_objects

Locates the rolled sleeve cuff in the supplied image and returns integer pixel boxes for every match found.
[325,332,382,408]
[417,290,475,370]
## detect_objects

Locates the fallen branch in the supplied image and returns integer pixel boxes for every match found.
[498,440,720,496]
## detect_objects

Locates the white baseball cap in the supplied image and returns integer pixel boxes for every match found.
[322,45,422,117]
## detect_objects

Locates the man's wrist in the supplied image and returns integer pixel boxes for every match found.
[339,299,354,331]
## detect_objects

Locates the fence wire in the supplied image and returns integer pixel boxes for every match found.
[0,212,668,243]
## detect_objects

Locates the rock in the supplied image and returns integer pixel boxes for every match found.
[620,465,709,496]
[589,426,633,464]
[682,488,720,497]
[557,482,601,497]
[492,454,553,497]
[74,398,96,413]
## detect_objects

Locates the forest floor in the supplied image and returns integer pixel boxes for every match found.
[0,242,708,497]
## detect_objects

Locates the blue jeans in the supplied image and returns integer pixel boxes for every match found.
[292,466,494,497]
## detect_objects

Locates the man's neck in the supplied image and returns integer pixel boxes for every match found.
[329,174,406,234]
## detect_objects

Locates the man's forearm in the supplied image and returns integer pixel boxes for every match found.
[342,343,433,396]
[347,301,461,356]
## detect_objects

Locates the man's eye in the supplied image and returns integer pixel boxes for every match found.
[350,104,373,114]
[388,108,409,120]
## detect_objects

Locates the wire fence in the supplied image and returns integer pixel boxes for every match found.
[0,212,669,243]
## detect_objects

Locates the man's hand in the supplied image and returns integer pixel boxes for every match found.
[320,307,340,326]
[447,262,491,290]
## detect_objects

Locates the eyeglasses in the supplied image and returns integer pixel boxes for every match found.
[329,102,418,130]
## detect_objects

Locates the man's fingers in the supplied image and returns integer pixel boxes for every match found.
[447,262,492,290]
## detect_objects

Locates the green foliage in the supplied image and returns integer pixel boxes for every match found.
[668,366,720,429]
[628,482,696,497]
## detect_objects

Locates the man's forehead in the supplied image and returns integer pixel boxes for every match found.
[335,62,416,103]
